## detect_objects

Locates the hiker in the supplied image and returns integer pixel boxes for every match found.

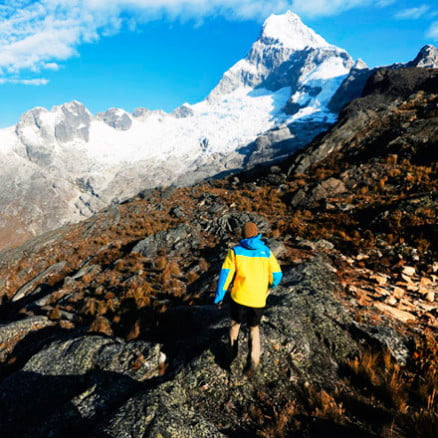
[214,222,282,375]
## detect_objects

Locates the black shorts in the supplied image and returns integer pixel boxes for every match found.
[230,299,264,327]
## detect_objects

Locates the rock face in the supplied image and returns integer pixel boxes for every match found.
[327,62,373,114]
[172,104,194,118]
[132,107,168,121]
[328,44,438,115]
[0,316,56,362]
[279,47,354,115]
[308,177,347,203]
[132,223,200,257]
[15,101,92,166]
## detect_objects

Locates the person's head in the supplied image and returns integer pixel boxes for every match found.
[242,222,258,239]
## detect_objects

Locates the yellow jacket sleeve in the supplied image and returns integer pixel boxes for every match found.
[214,249,236,303]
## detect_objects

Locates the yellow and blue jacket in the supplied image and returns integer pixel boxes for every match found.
[214,234,282,308]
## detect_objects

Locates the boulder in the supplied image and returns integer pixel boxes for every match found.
[0,316,55,362]
[98,384,226,437]
[96,256,370,435]
[12,261,67,302]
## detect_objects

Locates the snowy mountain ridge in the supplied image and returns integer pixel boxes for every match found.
[4,12,352,168]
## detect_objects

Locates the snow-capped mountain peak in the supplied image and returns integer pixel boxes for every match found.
[261,11,328,50]
[208,10,344,100]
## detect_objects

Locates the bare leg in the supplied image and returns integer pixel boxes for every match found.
[248,325,261,367]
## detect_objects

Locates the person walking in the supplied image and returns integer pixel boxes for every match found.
[214,222,282,375]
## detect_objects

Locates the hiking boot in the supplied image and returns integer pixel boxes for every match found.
[231,341,238,361]
[226,340,238,366]
[243,360,258,377]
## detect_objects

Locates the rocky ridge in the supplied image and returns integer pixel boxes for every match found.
[0,66,437,437]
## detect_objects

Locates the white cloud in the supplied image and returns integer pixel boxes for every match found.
[0,0,293,82]
[290,0,393,17]
[395,5,430,20]
[427,21,438,40]
[0,0,397,85]
[42,62,60,70]
[0,78,49,85]
[377,0,396,6]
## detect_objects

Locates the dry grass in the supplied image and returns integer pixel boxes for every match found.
[344,334,438,436]
[385,411,438,438]
[89,316,113,336]
[308,388,346,422]
[253,383,346,438]
[256,401,296,438]
[48,306,61,321]
[126,319,141,341]
[347,349,408,412]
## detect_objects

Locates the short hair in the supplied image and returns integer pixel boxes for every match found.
[243,222,258,238]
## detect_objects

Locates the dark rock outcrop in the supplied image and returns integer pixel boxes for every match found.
[328,64,374,114]
[0,335,163,437]
[361,67,438,101]
[288,67,438,175]
[132,223,200,258]
[2,256,405,437]
[0,316,55,362]
[206,212,269,241]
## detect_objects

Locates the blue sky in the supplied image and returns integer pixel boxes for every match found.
[0,0,436,127]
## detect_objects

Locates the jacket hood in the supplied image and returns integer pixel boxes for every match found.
[240,234,266,251]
